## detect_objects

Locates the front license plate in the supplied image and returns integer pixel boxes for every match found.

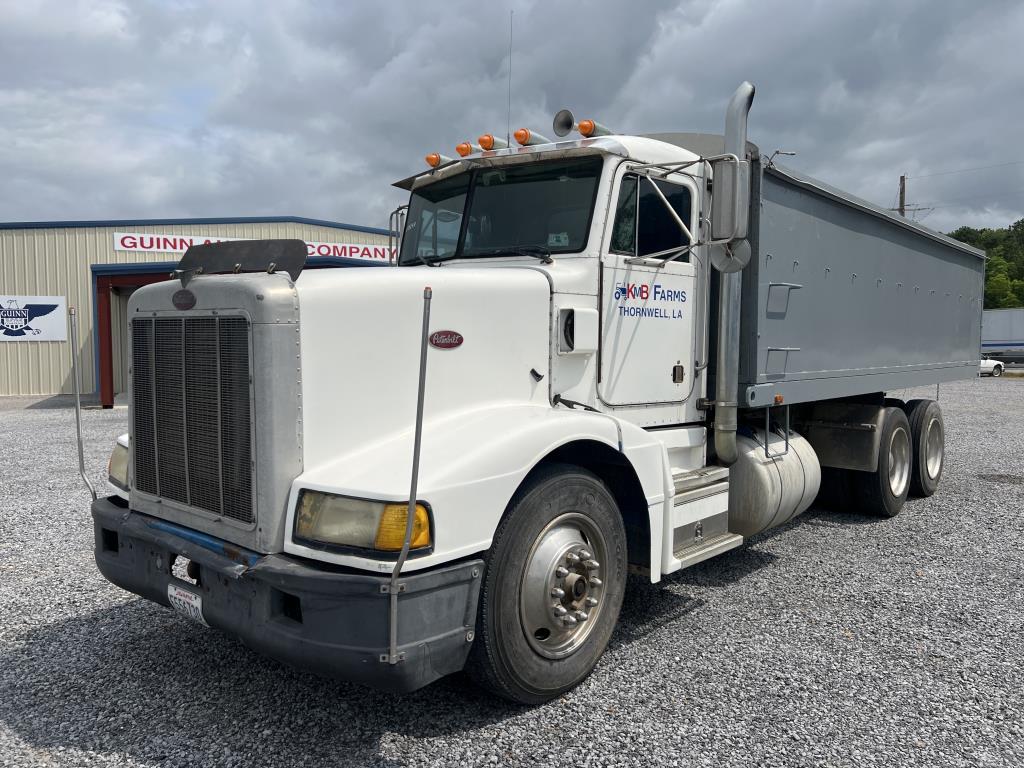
[167,583,208,626]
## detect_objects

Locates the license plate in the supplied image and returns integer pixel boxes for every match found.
[167,583,208,626]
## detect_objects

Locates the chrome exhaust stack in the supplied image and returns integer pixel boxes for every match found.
[713,81,755,466]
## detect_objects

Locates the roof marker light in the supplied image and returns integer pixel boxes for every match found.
[553,109,615,138]
[455,142,481,157]
[425,153,453,168]
[478,133,509,151]
[514,128,551,146]
[577,119,613,137]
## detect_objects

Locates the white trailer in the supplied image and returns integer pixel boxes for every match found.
[93,83,984,704]
[982,307,1024,363]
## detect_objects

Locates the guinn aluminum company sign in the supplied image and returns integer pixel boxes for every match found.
[113,232,395,261]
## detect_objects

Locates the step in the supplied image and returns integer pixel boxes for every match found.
[673,532,744,569]
[672,465,729,495]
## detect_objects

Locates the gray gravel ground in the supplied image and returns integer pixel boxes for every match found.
[1,379,1022,767]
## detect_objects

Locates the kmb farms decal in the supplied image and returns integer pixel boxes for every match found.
[0,296,68,341]
[613,282,687,319]
[113,232,395,261]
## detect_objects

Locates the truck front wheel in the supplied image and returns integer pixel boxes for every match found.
[466,464,627,704]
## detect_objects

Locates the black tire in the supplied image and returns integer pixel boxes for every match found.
[815,467,853,512]
[852,406,912,518]
[466,463,627,704]
[992,364,1003,377]
[906,399,944,497]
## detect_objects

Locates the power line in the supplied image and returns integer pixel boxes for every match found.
[928,191,1024,210]
[909,160,1024,180]
[914,188,1024,209]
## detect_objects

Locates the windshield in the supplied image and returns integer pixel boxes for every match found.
[399,155,603,265]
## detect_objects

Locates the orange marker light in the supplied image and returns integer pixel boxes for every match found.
[425,153,442,168]
[456,142,481,157]
[513,128,552,146]
[578,119,596,137]
[478,133,508,151]
[774,394,784,405]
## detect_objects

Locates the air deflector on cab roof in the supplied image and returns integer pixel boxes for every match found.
[175,239,307,287]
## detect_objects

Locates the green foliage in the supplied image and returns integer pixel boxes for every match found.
[947,219,1024,308]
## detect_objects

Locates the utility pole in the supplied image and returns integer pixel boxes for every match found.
[898,174,906,217]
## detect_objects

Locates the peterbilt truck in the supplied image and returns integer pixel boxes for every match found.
[93,83,984,704]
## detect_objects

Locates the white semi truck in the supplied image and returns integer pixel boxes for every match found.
[93,83,984,704]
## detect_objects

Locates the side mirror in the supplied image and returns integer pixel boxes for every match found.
[710,158,750,241]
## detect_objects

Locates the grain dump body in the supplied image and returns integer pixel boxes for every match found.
[738,162,985,407]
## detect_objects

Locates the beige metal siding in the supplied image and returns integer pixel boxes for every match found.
[0,222,387,396]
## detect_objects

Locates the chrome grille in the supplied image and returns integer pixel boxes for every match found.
[131,316,254,524]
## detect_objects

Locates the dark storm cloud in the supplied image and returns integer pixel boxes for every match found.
[1,0,1022,233]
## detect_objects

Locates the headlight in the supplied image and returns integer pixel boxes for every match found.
[294,490,432,553]
[107,438,129,492]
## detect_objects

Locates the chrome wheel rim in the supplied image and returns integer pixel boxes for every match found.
[925,416,943,480]
[888,426,911,497]
[520,512,608,659]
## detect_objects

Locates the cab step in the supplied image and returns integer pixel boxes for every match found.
[672,465,729,495]
[673,531,744,568]
[662,466,743,574]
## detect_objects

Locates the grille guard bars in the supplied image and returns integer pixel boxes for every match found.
[175,239,307,287]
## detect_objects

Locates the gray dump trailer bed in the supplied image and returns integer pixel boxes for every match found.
[734,161,985,409]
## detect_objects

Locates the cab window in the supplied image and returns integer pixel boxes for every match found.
[609,174,692,260]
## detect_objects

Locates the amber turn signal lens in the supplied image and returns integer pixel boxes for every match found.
[375,504,431,550]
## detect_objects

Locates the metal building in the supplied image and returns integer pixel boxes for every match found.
[0,216,390,406]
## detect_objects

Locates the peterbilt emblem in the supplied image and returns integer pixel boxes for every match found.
[429,330,463,349]
[172,289,197,310]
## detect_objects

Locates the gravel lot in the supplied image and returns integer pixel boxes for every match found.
[1,378,1022,767]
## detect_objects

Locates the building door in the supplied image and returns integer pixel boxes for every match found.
[111,287,136,397]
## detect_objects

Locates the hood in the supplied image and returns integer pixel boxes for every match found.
[296,265,552,485]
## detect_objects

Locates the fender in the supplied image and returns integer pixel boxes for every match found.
[284,402,668,577]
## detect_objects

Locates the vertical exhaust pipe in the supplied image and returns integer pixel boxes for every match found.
[714,82,755,466]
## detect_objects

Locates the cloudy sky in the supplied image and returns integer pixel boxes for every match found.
[2,0,1022,234]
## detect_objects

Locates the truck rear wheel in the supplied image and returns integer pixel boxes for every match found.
[853,406,912,518]
[466,464,627,704]
[905,399,944,497]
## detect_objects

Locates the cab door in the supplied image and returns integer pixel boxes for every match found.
[598,170,699,416]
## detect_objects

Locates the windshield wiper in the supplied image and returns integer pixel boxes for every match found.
[412,251,442,267]
[511,245,554,264]
[467,245,553,263]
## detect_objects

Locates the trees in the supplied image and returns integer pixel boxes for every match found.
[948,219,1024,309]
